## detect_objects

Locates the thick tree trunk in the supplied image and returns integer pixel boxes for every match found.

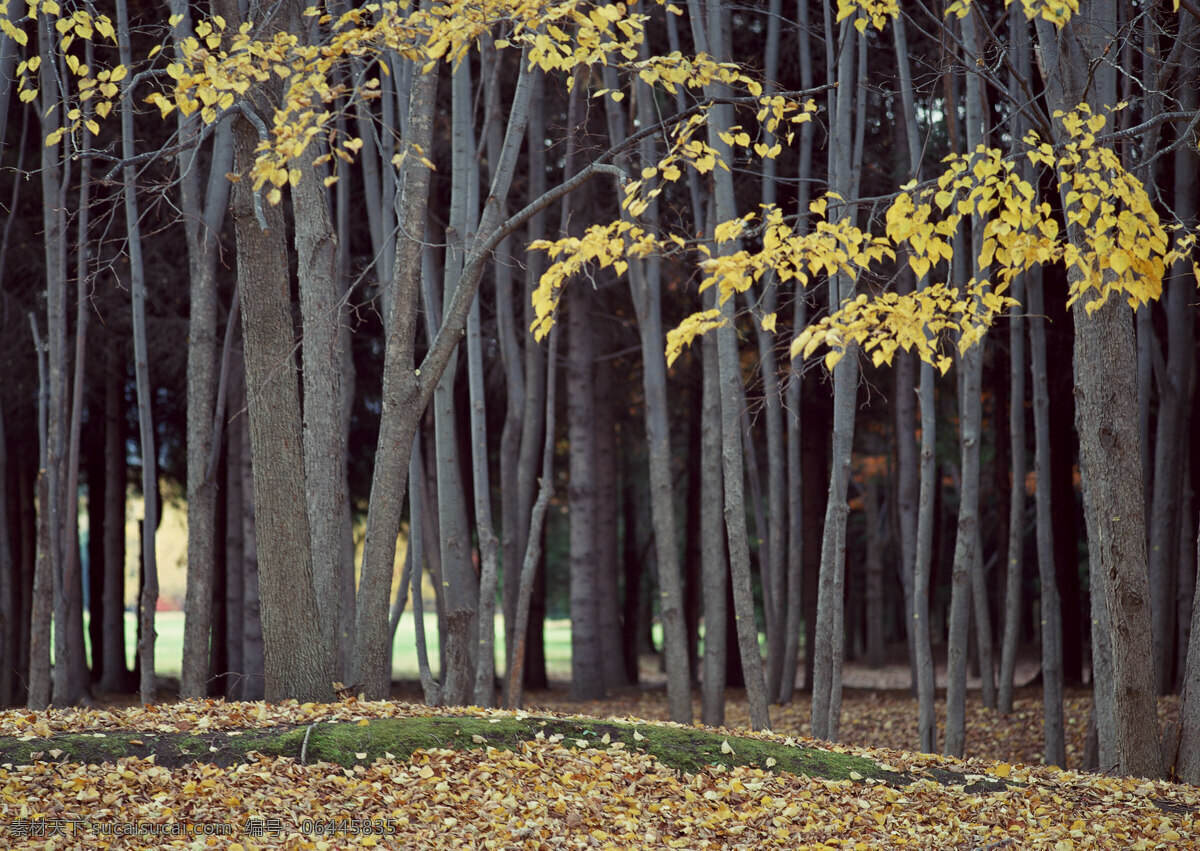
[227,112,331,703]
[567,283,602,700]
[1036,0,1162,778]
[294,143,350,659]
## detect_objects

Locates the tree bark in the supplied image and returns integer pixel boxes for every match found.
[599,56,693,722]
[228,115,331,703]
[811,16,858,743]
[1027,269,1066,766]
[174,0,234,699]
[294,131,350,660]
[223,361,246,700]
[1036,0,1163,778]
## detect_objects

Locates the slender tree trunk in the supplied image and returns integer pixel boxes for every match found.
[600,56,692,722]
[98,345,128,693]
[410,432,440,706]
[997,6,1032,715]
[116,0,159,705]
[506,329,558,710]
[468,268,501,707]
[240,404,265,702]
[750,0,786,702]
[779,0,814,707]
[701,324,727,725]
[811,16,859,743]
[430,57,479,708]
[593,359,627,689]
[508,74,546,682]
[224,361,245,700]
[1178,519,1200,782]
[32,11,69,711]
[0,403,13,705]
[174,0,234,699]
[1027,268,1066,766]
[61,101,93,703]
[863,479,886,669]
[687,0,770,732]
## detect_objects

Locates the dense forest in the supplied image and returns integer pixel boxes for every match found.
[0,0,1196,783]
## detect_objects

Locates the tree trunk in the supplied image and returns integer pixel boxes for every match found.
[863,479,885,670]
[226,100,332,702]
[593,359,627,689]
[99,344,128,693]
[174,0,234,700]
[32,11,69,711]
[595,55,693,722]
[224,361,245,700]
[567,281,603,700]
[700,325,727,725]
[240,403,265,702]
[506,328,559,710]
[0,403,13,706]
[294,129,350,660]
[409,433,440,706]
[116,0,159,706]
[429,57,479,708]
[468,271,501,707]
[1027,268,1066,766]
[779,0,815,707]
[1177,512,1200,782]
[1036,0,1162,778]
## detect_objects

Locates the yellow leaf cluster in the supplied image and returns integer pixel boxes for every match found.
[836,0,899,33]
[665,309,726,366]
[529,221,660,340]
[789,103,1192,374]
[1035,105,1178,315]
[5,3,122,143]
[946,0,1079,24]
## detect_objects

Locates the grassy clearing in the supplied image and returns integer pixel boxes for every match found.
[81,612,580,682]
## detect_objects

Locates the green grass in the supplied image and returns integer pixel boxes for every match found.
[83,611,581,683]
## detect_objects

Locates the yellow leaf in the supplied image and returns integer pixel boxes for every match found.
[824,349,844,371]
[761,312,777,333]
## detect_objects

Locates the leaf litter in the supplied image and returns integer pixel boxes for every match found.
[0,687,1194,849]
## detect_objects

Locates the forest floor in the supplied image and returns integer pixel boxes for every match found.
[0,660,1196,849]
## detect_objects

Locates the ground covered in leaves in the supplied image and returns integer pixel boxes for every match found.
[0,686,1195,849]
